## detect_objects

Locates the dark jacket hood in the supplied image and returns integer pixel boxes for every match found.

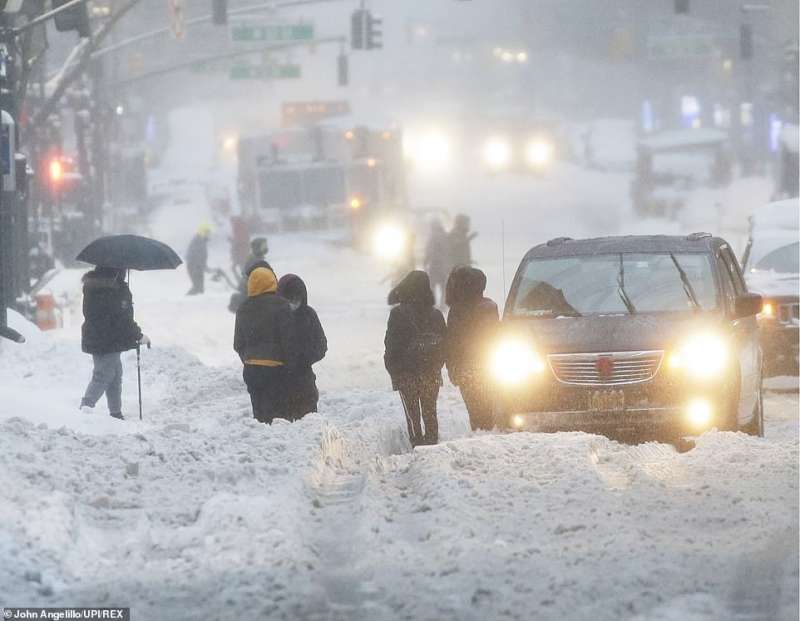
[277,273,308,307]
[446,266,487,306]
[388,270,435,306]
[83,268,125,288]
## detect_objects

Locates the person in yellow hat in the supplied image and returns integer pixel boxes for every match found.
[233,266,297,423]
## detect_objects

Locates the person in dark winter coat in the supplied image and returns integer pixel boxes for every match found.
[234,267,296,423]
[277,274,327,420]
[186,225,211,295]
[424,219,449,306]
[80,267,146,420]
[446,266,499,431]
[448,214,476,269]
[384,271,447,447]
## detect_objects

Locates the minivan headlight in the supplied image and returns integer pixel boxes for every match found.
[668,333,729,379]
[490,339,546,385]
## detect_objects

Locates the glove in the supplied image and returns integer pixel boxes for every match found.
[139,334,152,349]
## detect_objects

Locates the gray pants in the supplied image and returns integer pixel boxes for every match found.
[83,352,123,414]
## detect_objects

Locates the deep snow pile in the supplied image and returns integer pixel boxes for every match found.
[1,134,797,619]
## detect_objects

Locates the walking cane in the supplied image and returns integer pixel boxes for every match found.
[137,343,143,420]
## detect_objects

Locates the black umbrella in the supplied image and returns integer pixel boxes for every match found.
[76,234,182,271]
[76,234,182,421]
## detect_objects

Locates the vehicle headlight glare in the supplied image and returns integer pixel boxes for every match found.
[525,140,553,167]
[490,340,545,385]
[758,301,774,319]
[483,138,511,170]
[686,398,712,428]
[372,224,406,261]
[405,130,450,172]
[668,334,728,379]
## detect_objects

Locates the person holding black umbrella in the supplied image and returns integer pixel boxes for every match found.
[80,267,149,420]
[76,233,182,420]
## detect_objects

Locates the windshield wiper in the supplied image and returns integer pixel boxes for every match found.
[669,253,701,311]
[617,254,637,315]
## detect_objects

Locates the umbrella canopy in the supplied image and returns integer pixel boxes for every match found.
[76,235,182,271]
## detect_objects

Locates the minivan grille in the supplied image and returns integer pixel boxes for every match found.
[548,351,663,386]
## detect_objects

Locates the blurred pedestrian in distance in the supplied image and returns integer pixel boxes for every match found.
[384,271,447,447]
[229,216,250,274]
[446,266,499,431]
[277,274,327,420]
[234,266,296,423]
[424,219,449,306]
[448,214,476,270]
[228,236,273,313]
[80,267,149,420]
[186,224,211,295]
[243,236,272,276]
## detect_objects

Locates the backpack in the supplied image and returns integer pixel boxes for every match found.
[404,310,445,372]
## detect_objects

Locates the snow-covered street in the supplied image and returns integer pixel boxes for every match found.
[1,170,797,619]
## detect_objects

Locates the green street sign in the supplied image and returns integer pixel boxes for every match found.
[229,63,302,80]
[231,22,314,43]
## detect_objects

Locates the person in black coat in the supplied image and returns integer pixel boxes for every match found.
[446,266,499,431]
[384,271,447,447]
[234,267,296,423]
[448,214,477,270]
[80,267,146,419]
[277,274,327,420]
[186,226,210,295]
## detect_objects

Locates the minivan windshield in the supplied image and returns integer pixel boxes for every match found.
[509,252,718,317]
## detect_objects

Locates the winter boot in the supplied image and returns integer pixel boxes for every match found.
[110,412,125,420]
[79,399,94,414]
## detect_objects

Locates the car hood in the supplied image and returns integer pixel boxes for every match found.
[745,271,799,300]
[508,313,724,354]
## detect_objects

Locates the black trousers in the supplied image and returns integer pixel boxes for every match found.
[187,267,204,295]
[460,381,494,431]
[243,365,287,424]
[398,380,440,447]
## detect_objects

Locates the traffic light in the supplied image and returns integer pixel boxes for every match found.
[740,24,754,60]
[351,9,366,50]
[53,0,91,37]
[337,53,349,87]
[366,12,382,50]
[212,0,227,26]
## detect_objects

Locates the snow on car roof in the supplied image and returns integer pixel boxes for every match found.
[750,198,799,232]
[637,128,728,152]
[524,235,720,259]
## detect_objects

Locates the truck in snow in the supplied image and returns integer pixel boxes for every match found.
[491,233,764,442]
[236,123,407,238]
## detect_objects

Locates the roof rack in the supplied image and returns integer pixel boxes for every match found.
[546,236,573,246]
[686,232,712,241]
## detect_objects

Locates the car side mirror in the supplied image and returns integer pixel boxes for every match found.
[734,293,762,318]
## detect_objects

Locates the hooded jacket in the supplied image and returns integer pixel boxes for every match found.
[234,267,295,367]
[384,271,447,389]
[81,268,142,355]
[277,274,327,417]
[445,266,499,385]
